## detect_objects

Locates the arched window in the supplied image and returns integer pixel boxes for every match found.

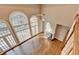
[9,11,31,42]
[30,16,39,36]
[44,21,52,39]
[0,19,16,53]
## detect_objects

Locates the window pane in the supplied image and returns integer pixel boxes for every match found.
[31,27,36,35]
[16,29,31,42]
[0,38,9,51]
[36,26,38,34]
[31,22,38,27]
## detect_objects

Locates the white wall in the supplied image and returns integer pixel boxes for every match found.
[0,4,43,32]
[42,4,79,34]
[0,5,40,20]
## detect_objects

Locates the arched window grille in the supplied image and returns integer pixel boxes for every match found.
[9,11,31,42]
[30,16,39,36]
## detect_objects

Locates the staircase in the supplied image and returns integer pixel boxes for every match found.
[61,13,79,55]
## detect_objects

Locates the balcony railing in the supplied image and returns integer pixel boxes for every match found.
[0,32,42,55]
[0,17,41,55]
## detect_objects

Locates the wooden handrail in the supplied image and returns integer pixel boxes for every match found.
[64,29,74,45]
[61,20,75,51]
[68,48,73,55]
[0,32,43,55]
[61,13,79,55]
[64,17,78,45]
[65,13,79,43]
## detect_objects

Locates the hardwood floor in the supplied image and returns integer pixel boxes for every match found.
[6,33,65,55]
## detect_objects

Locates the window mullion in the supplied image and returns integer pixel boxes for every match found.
[6,20,20,44]
[28,18,32,36]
